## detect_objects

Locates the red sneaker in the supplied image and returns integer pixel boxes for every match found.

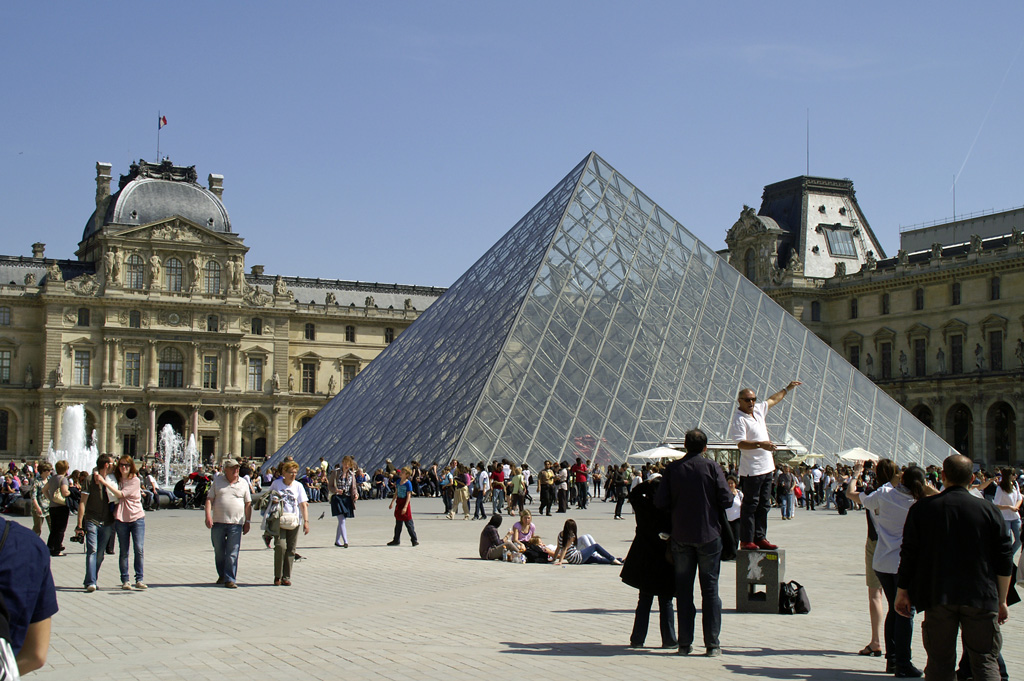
[740,542,758,551]
[755,539,778,550]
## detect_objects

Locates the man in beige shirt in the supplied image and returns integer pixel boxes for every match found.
[204,459,252,589]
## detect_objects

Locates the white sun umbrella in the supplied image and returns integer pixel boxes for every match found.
[838,447,880,463]
[628,446,682,462]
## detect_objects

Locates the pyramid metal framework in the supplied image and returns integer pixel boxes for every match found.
[268,153,955,473]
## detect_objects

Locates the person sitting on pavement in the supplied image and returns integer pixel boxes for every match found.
[479,514,524,562]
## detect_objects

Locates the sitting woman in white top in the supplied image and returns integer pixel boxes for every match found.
[554,519,621,566]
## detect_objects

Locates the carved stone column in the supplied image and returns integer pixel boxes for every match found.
[99,339,109,386]
[111,339,121,387]
[272,406,281,456]
[191,404,199,441]
[228,344,239,390]
[147,340,158,388]
[148,406,157,454]
[190,343,201,389]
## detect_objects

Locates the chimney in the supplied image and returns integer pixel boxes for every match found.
[251,265,264,277]
[32,243,45,258]
[208,173,224,199]
[94,162,113,236]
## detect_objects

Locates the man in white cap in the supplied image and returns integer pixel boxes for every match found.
[204,458,252,588]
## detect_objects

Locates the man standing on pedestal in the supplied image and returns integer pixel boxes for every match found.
[205,459,252,589]
[729,381,801,551]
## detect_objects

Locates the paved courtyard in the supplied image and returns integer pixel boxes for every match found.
[11,495,1022,680]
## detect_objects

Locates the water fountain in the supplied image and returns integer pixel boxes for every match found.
[47,404,98,473]
[159,425,200,486]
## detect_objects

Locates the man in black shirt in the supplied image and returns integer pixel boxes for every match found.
[896,455,1013,680]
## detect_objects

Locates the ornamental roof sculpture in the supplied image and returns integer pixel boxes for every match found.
[268,152,954,472]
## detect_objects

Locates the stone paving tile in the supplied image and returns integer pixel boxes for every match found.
[8,497,1021,680]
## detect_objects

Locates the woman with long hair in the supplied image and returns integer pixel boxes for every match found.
[94,455,147,590]
[553,519,621,566]
[994,468,1022,560]
[329,456,358,548]
[848,461,935,677]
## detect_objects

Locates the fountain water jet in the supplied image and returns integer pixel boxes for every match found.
[47,404,98,473]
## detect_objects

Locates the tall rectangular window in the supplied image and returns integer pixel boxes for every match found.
[203,356,219,389]
[951,282,961,305]
[990,331,1003,371]
[248,358,263,391]
[124,352,140,387]
[301,362,316,393]
[0,350,10,384]
[74,350,91,385]
[251,318,263,335]
[880,342,892,380]
[304,323,316,341]
[914,338,926,377]
[129,310,141,328]
[343,365,355,386]
[0,307,11,325]
[345,325,355,342]
[384,327,395,344]
[849,298,858,320]
[951,334,963,374]
[849,345,860,370]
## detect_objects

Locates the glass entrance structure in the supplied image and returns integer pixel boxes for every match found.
[268,153,954,473]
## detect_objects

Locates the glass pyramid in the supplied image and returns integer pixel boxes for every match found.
[269,153,955,473]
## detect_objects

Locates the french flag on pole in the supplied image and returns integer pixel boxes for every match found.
[158,115,168,129]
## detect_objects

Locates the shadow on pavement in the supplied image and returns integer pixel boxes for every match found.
[499,641,642,657]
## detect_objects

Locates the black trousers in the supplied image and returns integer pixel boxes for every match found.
[556,488,567,513]
[47,505,70,555]
[392,519,418,543]
[739,473,772,543]
[631,591,676,648]
[876,570,915,671]
[539,485,554,515]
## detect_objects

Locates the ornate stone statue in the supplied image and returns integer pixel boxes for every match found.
[931,243,943,260]
[328,375,336,394]
[288,374,295,391]
[1016,338,1024,371]
[24,363,33,388]
[23,273,35,286]
[897,249,909,266]
[975,343,986,371]
[1013,228,1024,248]
[785,251,802,272]
[47,261,63,283]
[273,372,280,391]
[149,255,162,287]
[273,276,288,296]
[936,347,946,374]
[404,298,413,310]
[863,250,877,271]
[232,256,245,291]
[188,257,201,292]
[224,258,236,293]
[970,234,983,253]
[865,353,874,378]
[364,295,375,308]
[325,292,336,305]
[898,350,909,377]
[834,262,846,277]
[54,362,63,386]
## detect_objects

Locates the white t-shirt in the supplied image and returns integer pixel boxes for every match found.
[811,467,823,483]
[993,485,1022,523]
[270,478,308,516]
[726,489,743,522]
[729,401,775,477]
[209,474,252,525]
[860,483,916,574]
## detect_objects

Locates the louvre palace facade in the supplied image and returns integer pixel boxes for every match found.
[0,159,444,462]
[725,176,1024,467]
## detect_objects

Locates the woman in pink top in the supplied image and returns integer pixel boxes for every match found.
[94,455,147,590]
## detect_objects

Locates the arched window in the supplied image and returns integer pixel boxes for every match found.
[881,292,890,315]
[129,310,141,328]
[299,415,313,429]
[204,260,221,294]
[744,248,756,280]
[850,298,858,319]
[991,277,1001,301]
[345,325,355,342]
[165,258,183,292]
[207,315,219,332]
[914,288,924,310]
[384,327,395,344]
[304,323,316,341]
[810,301,821,322]
[158,347,184,388]
[0,307,11,326]
[951,281,961,306]
[946,404,973,458]
[77,308,90,326]
[125,254,145,289]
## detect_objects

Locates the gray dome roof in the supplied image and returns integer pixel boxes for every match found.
[83,161,231,240]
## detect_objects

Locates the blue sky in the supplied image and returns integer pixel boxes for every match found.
[3,3,1023,287]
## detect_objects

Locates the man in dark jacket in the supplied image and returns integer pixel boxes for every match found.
[896,454,1013,680]
[655,429,734,657]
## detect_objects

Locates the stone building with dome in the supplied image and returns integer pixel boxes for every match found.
[0,159,444,462]
[725,175,1024,467]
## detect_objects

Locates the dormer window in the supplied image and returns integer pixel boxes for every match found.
[822,225,856,257]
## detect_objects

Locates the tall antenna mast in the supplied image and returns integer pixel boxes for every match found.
[806,108,810,175]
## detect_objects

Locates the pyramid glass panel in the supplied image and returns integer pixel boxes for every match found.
[268,153,957,473]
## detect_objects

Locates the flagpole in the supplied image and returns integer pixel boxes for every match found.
[157,111,161,161]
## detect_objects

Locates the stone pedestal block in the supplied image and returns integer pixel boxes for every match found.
[735,548,785,613]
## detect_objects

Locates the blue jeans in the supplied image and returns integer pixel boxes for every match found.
[672,536,723,650]
[1007,518,1021,559]
[211,522,243,583]
[115,518,145,584]
[492,489,506,515]
[84,520,115,587]
[474,492,487,519]
[780,493,794,519]
[579,543,616,564]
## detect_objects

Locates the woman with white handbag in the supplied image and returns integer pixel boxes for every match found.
[269,461,309,586]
